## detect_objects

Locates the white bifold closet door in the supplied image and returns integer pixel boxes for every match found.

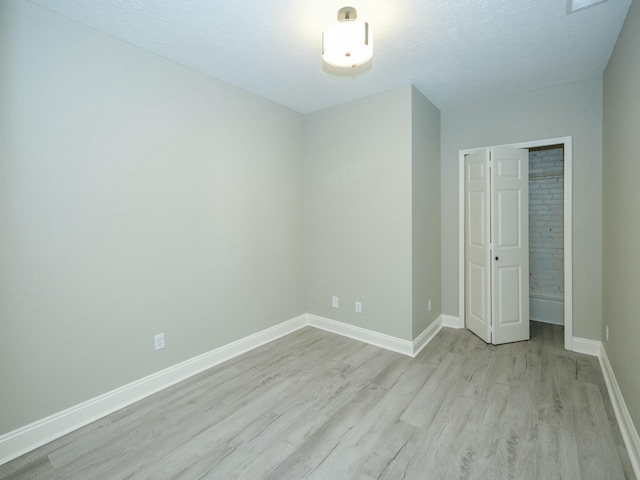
[464,146,530,345]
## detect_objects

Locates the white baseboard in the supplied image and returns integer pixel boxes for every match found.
[572,336,601,356]
[0,314,308,466]
[441,314,463,329]
[599,345,640,479]
[306,314,415,356]
[412,316,444,356]
[307,314,445,357]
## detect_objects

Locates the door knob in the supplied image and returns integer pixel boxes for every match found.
[495,256,499,261]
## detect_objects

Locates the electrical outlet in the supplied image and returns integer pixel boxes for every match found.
[606,325,609,342]
[332,296,339,308]
[355,301,362,314]
[428,299,432,312]
[154,333,165,351]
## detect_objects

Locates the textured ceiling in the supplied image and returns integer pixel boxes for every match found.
[28,0,632,113]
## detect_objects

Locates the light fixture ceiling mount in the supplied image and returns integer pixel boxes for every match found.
[322,6,373,68]
[336,6,357,22]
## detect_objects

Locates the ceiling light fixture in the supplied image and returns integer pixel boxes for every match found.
[322,7,373,68]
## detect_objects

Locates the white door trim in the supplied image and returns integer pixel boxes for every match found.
[459,137,573,350]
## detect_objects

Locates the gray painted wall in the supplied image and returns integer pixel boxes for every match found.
[603,0,640,439]
[440,77,604,340]
[0,0,305,435]
[411,87,442,338]
[304,86,414,340]
[304,86,442,341]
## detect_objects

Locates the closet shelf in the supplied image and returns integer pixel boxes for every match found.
[529,171,564,179]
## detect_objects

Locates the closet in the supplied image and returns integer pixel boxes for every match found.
[462,142,568,346]
[459,137,573,349]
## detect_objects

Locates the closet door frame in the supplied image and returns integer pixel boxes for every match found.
[458,137,573,350]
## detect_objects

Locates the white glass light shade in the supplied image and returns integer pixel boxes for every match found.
[322,20,373,68]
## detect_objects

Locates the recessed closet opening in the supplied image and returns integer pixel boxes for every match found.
[529,145,565,327]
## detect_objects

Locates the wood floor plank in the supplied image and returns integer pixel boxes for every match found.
[399,351,465,428]
[572,382,628,480]
[0,322,633,480]
[533,422,581,480]
[0,456,54,480]
[263,383,390,480]
[299,360,436,479]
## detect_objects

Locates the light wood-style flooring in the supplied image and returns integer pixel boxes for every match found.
[1,322,634,479]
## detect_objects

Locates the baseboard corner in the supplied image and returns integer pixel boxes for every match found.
[571,336,601,357]
[441,314,463,329]
[412,316,444,356]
